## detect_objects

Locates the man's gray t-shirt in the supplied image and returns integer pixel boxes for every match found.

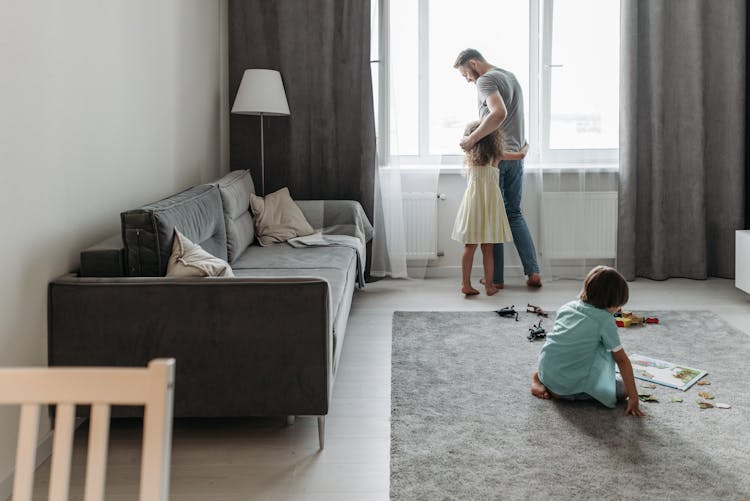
[476,67,525,152]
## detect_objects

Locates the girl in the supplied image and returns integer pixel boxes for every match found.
[531,266,645,417]
[451,121,526,296]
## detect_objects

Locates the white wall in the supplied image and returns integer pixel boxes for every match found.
[0,0,224,489]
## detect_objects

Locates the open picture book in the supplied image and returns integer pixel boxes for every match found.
[619,354,708,391]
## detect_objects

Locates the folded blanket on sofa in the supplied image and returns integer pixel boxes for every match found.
[288,232,365,288]
[292,200,374,289]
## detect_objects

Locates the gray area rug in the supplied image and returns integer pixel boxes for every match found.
[391,310,750,500]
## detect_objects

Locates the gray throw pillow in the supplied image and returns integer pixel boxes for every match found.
[216,170,256,263]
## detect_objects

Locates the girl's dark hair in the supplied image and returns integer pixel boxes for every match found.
[578,265,629,309]
[464,121,504,166]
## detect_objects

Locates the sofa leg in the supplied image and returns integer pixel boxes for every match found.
[286,415,296,425]
[317,416,326,450]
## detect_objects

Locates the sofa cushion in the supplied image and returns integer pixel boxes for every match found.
[250,187,315,246]
[231,244,355,272]
[166,229,234,278]
[121,184,227,277]
[216,170,255,263]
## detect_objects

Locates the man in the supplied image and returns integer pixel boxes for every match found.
[454,48,542,288]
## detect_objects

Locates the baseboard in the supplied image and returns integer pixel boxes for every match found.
[0,429,54,501]
[421,265,525,279]
[420,263,612,280]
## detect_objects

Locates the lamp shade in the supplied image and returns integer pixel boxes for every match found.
[231,69,290,116]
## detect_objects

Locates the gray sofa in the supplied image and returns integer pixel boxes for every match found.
[47,170,372,448]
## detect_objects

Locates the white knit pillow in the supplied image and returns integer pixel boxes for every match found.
[165,228,234,277]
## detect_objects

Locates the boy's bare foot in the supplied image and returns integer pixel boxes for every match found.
[531,372,550,399]
[461,285,480,296]
[485,285,499,296]
[526,272,542,288]
[479,278,504,289]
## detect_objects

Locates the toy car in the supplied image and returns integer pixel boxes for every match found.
[527,320,546,341]
[496,305,519,321]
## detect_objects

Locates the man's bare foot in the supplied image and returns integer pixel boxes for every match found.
[531,372,550,399]
[485,284,499,296]
[479,278,504,289]
[462,285,480,296]
[526,272,542,288]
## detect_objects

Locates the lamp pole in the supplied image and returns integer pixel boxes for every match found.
[260,112,265,196]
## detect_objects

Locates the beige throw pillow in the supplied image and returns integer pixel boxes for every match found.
[166,228,234,277]
[250,187,315,246]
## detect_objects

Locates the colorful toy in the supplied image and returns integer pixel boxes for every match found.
[615,310,658,327]
[526,303,549,318]
[527,320,546,341]
[615,317,631,328]
[496,305,519,321]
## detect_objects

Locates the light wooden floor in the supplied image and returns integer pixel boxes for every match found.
[30,276,750,500]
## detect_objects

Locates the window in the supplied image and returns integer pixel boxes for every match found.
[379,0,620,165]
[542,0,620,162]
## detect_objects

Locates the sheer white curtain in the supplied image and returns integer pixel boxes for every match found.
[370,56,439,279]
[370,0,439,279]
[371,164,408,278]
[371,166,439,279]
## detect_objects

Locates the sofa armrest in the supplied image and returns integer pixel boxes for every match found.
[48,274,332,417]
[295,200,373,242]
[79,234,125,277]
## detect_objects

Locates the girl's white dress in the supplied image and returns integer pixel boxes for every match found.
[451,164,512,244]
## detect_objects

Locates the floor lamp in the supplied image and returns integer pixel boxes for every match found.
[231,69,290,196]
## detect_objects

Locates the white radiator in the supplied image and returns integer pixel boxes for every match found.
[402,192,438,259]
[541,192,618,259]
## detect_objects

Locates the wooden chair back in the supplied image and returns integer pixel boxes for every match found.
[0,358,175,501]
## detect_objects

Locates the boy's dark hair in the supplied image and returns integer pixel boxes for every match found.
[578,266,629,309]
[463,121,504,166]
[454,48,486,68]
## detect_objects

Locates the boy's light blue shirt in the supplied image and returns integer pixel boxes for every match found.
[537,300,623,408]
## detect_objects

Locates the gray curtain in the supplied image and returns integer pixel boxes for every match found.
[228,0,376,220]
[618,0,746,280]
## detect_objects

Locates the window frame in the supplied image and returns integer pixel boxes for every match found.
[376,0,619,166]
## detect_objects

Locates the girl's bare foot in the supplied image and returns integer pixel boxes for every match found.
[485,284,499,296]
[531,372,550,399]
[462,285,480,296]
[479,278,504,289]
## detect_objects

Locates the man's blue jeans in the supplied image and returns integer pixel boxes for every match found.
[493,159,540,283]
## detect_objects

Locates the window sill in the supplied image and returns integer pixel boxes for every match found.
[380,163,619,175]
